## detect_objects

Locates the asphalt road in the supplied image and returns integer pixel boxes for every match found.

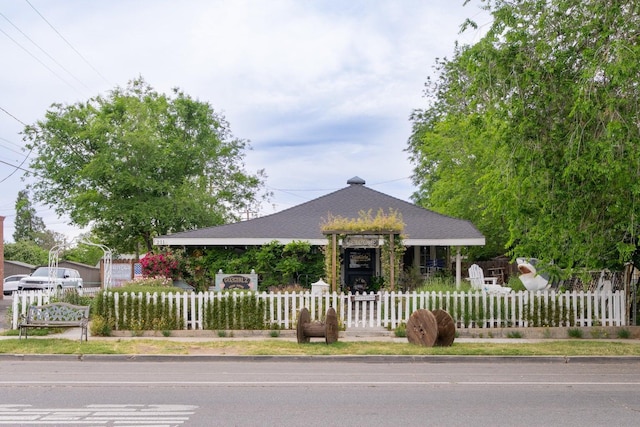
[0,357,639,426]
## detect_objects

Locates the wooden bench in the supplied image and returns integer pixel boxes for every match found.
[19,302,90,341]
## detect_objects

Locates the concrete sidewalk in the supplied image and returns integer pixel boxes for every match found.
[7,324,639,345]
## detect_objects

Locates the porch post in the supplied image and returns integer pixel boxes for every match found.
[455,246,462,289]
[331,233,337,292]
[389,232,395,291]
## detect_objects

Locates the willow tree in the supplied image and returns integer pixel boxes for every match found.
[24,77,269,252]
[408,0,640,270]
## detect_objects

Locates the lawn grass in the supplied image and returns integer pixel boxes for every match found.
[1,338,639,357]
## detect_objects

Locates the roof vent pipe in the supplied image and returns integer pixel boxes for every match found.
[347,176,365,185]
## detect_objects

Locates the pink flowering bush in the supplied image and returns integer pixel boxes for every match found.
[140,251,181,279]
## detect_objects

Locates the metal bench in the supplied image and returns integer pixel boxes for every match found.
[19,302,90,341]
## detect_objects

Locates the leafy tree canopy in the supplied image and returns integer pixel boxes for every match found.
[13,189,65,250]
[13,189,46,242]
[23,77,269,252]
[408,0,640,271]
[62,232,108,267]
[3,240,48,266]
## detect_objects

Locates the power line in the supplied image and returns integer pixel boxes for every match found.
[0,140,25,157]
[0,157,30,184]
[0,158,30,173]
[0,136,24,151]
[0,105,28,127]
[270,176,411,192]
[0,145,22,160]
[0,11,92,92]
[0,106,35,182]
[25,0,111,87]
[0,25,80,94]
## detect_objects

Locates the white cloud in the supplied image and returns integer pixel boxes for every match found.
[0,0,489,243]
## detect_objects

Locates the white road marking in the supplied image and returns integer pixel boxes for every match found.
[0,405,196,426]
[1,380,639,386]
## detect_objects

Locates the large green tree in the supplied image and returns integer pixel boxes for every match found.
[13,189,46,242]
[23,78,269,252]
[13,189,65,250]
[3,240,48,266]
[408,0,640,270]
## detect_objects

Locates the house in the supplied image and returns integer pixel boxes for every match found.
[154,177,485,289]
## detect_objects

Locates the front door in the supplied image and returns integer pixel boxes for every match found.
[344,248,375,293]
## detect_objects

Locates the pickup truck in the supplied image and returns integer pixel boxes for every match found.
[18,267,83,292]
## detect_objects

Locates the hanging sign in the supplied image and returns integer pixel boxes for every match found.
[343,235,379,248]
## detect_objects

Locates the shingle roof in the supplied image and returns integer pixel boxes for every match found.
[154,177,485,246]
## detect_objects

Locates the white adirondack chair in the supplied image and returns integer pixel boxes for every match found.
[468,264,512,294]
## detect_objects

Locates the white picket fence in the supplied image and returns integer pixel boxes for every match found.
[10,289,627,330]
[10,290,52,330]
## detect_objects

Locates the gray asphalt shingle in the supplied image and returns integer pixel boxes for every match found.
[155,177,484,245]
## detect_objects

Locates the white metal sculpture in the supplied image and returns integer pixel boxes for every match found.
[49,239,114,290]
[77,239,113,289]
[48,244,65,292]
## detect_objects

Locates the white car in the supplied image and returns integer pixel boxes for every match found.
[3,274,29,295]
[18,267,83,292]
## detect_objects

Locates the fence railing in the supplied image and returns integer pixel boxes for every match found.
[10,289,627,330]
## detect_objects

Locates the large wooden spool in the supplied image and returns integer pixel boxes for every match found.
[406,309,438,347]
[432,309,456,347]
[406,309,456,347]
[297,307,339,344]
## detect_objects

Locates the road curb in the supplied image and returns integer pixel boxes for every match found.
[1,353,640,363]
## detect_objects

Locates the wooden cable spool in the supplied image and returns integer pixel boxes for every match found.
[431,309,456,347]
[406,309,456,347]
[406,309,438,347]
[296,307,339,344]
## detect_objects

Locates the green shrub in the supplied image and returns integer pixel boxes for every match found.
[523,295,573,327]
[56,289,92,306]
[617,328,631,339]
[394,323,407,337]
[90,315,113,337]
[204,291,268,330]
[506,331,523,338]
[93,290,182,332]
[590,328,608,339]
[568,328,583,338]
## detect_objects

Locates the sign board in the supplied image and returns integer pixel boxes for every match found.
[213,272,259,291]
[351,294,379,302]
[343,235,379,248]
[111,262,133,287]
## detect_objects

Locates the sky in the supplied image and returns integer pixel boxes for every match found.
[0,0,490,244]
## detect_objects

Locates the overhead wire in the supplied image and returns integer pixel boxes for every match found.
[0,11,93,92]
[270,176,412,192]
[0,105,28,127]
[0,136,24,151]
[0,106,34,183]
[25,0,111,87]
[0,25,80,94]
